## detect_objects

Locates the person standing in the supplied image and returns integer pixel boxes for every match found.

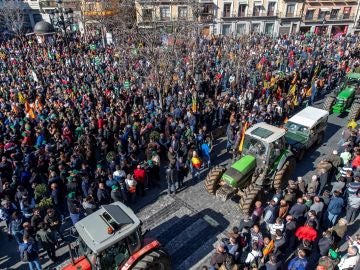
[346,190,360,224]
[326,190,344,226]
[67,192,82,226]
[287,249,308,270]
[19,235,42,270]
[44,208,64,241]
[35,222,57,262]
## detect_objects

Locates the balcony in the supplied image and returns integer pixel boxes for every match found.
[199,14,214,23]
[280,11,302,19]
[303,14,355,22]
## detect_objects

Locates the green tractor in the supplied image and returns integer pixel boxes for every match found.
[323,73,360,120]
[204,123,296,214]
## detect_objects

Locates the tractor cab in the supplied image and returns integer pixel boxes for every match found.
[242,123,287,167]
[61,202,166,270]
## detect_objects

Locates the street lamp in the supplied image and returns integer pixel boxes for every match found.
[49,0,74,63]
[322,18,326,36]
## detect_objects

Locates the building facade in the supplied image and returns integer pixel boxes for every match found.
[135,0,195,29]
[211,0,304,36]
[300,0,358,35]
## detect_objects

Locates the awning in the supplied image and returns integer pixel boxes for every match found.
[254,2,263,6]
[320,8,330,12]
[306,8,315,10]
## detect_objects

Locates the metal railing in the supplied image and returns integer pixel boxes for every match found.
[303,14,355,22]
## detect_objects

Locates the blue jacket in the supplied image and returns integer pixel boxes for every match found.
[327,196,344,215]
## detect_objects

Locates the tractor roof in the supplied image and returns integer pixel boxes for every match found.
[346,73,360,80]
[287,106,329,128]
[246,123,285,143]
[75,202,141,254]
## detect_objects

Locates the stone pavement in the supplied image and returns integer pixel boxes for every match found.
[1,100,359,270]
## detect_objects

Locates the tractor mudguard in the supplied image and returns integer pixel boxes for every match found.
[275,149,293,172]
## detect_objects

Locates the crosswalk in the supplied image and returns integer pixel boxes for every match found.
[136,195,228,270]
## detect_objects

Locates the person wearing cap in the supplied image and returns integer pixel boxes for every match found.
[110,185,123,203]
[67,192,82,226]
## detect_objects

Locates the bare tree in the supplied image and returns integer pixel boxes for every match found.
[0,1,25,38]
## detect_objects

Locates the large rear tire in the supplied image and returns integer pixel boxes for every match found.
[348,102,360,120]
[204,166,226,194]
[239,184,262,215]
[131,248,171,270]
[323,96,335,112]
[273,157,296,190]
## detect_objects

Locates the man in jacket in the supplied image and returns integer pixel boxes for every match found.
[326,190,344,226]
[263,200,278,230]
[36,222,57,262]
[289,198,307,225]
[337,246,359,270]
[318,230,334,256]
[346,190,360,224]
[19,235,42,270]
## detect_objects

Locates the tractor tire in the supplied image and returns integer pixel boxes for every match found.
[323,96,335,112]
[239,184,262,215]
[348,102,360,120]
[273,157,296,190]
[204,166,226,194]
[315,160,333,174]
[131,248,171,270]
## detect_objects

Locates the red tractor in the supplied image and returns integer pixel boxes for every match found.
[60,202,171,270]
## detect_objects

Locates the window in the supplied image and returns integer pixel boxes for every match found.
[237,24,246,34]
[343,7,351,19]
[305,9,314,20]
[330,9,339,19]
[253,5,261,16]
[265,23,274,34]
[318,10,327,19]
[267,2,276,16]
[202,4,213,15]
[160,6,170,20]
[238,4,246,17]
[223,3,231,17]
[251,23,261,33]
[142,9,153,21]
[286,4,295,17]
[33,14,42,24]
[222,24,231,35]
[178,6,188,19]
[99,241,130,269]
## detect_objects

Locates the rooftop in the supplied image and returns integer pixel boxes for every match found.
[246,122,285,143]
[287,106,329,128]
[75,202,141,254]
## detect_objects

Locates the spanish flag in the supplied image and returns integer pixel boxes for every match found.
[18,92,26,104]
[191,157,202,169]
[239,122,249,152]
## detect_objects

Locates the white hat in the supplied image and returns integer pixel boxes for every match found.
[333,150,338,155]
[297,176,303,182]
[312,175,318,181]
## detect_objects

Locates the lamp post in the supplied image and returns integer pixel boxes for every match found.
[49,0,74,64]
[322,18,326,36]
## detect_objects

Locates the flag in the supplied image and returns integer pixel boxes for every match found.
[191,156,202,169]
[18,92,26,104]
[123,80,130,90]
[306,86,312,97]
[288,84,296,96]
[31,71,38,82]
[239,122,249,152]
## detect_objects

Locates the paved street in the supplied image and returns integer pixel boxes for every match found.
[1,99,359,270]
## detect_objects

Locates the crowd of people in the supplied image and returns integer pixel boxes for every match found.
[208,125,360,269]
[0,30,359,270]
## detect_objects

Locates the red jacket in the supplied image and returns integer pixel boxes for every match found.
[352,155,360,168]
[133,168,146,184]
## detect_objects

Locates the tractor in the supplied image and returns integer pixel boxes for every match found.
[323,72,360,120]
[204,122,296,214]
[60,202,171,270]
